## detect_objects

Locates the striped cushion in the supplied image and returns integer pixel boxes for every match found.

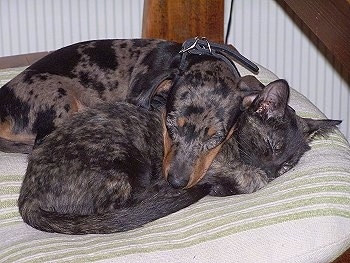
[0,65,349,263]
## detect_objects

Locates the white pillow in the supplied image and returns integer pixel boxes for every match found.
[0,65,349,263]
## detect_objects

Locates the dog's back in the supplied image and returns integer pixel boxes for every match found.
[0,39,182,153]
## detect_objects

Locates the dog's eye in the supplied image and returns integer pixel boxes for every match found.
[166,115,176,128]
[205,133,224,150]
[206,139,219,150]
[167,127,178,140]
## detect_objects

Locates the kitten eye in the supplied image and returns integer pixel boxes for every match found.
[278,162,293,176]
[274,142,283,151]
[263,140,273,157]
[267,138,284,154]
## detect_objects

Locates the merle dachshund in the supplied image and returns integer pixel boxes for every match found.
[0,38,263,189]
[0,38,256,154]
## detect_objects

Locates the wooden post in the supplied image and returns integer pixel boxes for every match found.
[142,0,224,43]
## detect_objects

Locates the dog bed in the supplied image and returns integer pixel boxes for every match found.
[0,63,349,263]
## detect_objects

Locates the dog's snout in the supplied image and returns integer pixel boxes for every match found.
[167,173,188,189]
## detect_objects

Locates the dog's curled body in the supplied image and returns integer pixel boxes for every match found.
[2,37,268,189]
[0,39,181,153]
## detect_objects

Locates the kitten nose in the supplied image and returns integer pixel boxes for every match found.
[167,173,188,189]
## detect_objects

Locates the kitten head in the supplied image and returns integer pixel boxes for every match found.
[236,79,341,180]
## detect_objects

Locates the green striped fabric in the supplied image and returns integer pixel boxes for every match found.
[0,65,349,263]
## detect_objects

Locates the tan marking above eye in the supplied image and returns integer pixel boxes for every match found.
[176,117,187,128]
[207,126,217,137]
[156,79,173,93]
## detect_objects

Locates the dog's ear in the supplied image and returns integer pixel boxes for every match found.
[238,75,264,109]
[148,79,174,110]
[238,75,264,92]
[127,72,175,110]
[253,79,290,120]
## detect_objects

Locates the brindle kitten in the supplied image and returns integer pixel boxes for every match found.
[235,79,341,181]
[18,79,340,234]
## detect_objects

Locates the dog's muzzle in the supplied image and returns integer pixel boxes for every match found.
[162,113,235,188]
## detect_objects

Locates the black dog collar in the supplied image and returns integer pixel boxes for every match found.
[179,37,259,77]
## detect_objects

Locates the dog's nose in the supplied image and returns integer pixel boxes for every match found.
[167,173,188,189]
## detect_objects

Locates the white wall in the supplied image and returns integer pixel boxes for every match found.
[0,0,144,55]
[0,0,349,140]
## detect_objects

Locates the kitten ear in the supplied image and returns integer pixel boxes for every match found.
[301,118,342,140]
[254,79,290,120]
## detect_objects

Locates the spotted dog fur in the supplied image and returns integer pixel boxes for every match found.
[0,39,264,189]
[0,39,180,153]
